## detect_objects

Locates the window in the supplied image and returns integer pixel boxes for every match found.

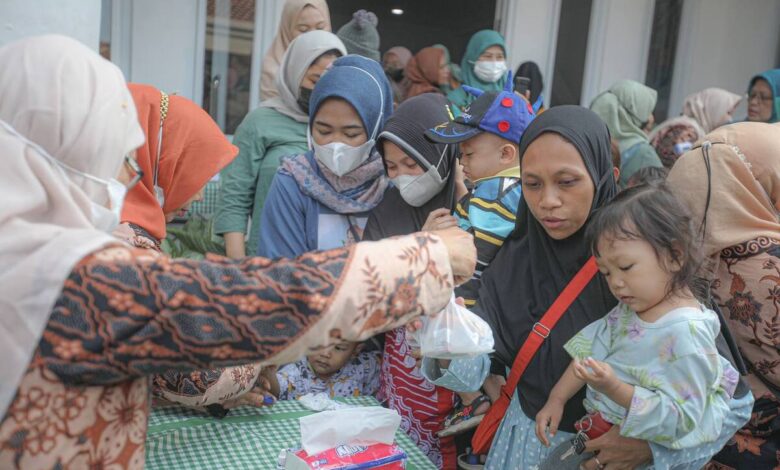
[202,0,256,134]
[644,0,683,121]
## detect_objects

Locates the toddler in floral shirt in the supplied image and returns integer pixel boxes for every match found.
[266,341,380,400]
[535,184,748,469]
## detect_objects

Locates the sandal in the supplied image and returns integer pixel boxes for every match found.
[439,394,491,437]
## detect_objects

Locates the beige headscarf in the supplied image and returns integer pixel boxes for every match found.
[667,122,780,258]
[0,35,145,417]
[682,87,743,133]
[259,30,345,122]
[260,0,331,101]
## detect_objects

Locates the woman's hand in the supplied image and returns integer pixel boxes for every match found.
[434,227,476,285]
[422,208,460,232]
[581,426,653,470]
[222,366,278,408]
[535,398,565,447]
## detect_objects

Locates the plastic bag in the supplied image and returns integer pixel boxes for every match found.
[416,295,494,359]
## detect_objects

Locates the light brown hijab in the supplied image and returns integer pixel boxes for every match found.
[260,0,331,100]
[682,87,743,133]
[404,47,445,99]
[667,122,780,257]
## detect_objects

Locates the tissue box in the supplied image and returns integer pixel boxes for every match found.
[284,443,407,469]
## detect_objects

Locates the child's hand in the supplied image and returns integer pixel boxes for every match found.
[422,208,459,232]
[573,357,618,395]
[535,398,565,447]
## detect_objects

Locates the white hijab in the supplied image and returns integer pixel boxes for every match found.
[259,30,345,123]
[682,87,743,133]
[0,35,145,418]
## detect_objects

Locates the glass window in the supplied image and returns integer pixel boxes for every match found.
[550,0,593,106]
[644,0,683,121]
[202,0,256,134]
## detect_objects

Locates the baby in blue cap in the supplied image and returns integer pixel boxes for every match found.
[425,71,535,433]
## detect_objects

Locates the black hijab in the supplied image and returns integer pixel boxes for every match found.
[363,93,459,240]
[515,61,544,104]
[475,106,618,432]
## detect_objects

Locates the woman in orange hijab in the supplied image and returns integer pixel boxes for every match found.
[119,84,264,411]
[404,47,450,99]
[118,83,238,250]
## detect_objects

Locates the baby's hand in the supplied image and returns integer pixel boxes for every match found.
[422,208,459,232]
[573,357,618,395]
[535,398,565,447]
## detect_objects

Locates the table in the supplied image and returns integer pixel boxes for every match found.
[145,396,437,469]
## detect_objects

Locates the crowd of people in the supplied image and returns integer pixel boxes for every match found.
[0,1,778,469]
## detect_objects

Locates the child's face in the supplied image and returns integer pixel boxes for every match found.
[595,234,679,316]
[459,132,516,181]
[307,341,359,378]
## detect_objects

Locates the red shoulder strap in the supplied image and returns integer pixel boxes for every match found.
[502,256,599,396]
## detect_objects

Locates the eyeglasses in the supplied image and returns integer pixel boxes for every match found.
[123,155,144,189]
[747,92,773,104]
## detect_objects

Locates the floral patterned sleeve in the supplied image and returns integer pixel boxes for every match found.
[35,233,453,386]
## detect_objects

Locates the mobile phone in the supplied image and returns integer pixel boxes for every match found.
[514,76,530,96]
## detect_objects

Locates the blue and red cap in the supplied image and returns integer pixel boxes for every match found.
[425,71,535,144]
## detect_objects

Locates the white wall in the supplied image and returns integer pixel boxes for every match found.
[580,0,655,106]
[0,0,101,50]
[123,0,205,102]
[668,0,780,118]
[496,0,561,106]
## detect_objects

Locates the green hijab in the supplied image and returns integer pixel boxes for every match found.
[590,79,658,153]
[447,30,507,110]
[748,68,780,123]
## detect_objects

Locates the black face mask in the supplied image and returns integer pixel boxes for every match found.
[386,67,404,82]
[297,87,313,114]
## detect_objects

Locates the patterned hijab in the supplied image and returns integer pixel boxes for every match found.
[122,83,238,240]
[281,55,392,213]
[260,0,331,100]
[0,35,144,418]
[667,122,780,258]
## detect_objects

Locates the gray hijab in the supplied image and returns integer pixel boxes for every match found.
[259,30,346,122]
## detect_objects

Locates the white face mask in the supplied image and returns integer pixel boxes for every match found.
[390,146,448,207]
[309,64,386,177]
[89,177,128,232]
[313,139,376,176]
[473,60,507,83]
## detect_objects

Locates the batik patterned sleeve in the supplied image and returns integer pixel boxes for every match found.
[35,233,453,386]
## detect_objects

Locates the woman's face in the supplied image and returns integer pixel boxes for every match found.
[437,54,451,86]
[382,140,425,179]
[747,79,774,122]
[293,5,327,37]
[311,98,367,147]
[165,186,205,222]
[521,133,596,240]
[478,45,505,62]
[300,53,338,89]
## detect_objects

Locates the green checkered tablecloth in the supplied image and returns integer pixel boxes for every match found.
[145,396,436,469]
